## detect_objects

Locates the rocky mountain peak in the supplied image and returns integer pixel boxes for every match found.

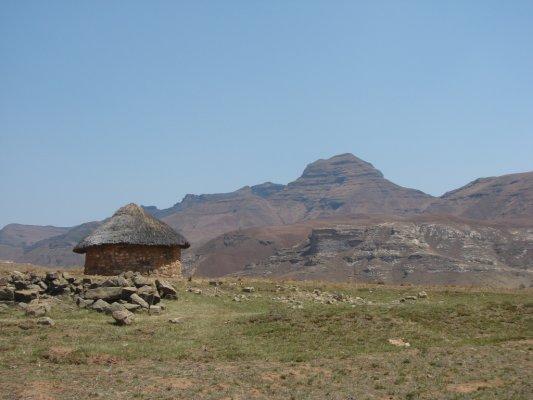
[293,153,384,187]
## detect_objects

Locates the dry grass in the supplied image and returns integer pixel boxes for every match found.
[0,269,532,399]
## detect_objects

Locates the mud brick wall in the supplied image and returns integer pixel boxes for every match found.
[84,244,181,276]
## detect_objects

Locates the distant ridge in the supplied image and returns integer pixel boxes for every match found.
[427,171,533,221]
[0,153,531,287]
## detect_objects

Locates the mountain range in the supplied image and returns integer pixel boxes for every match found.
[1,153,531,287]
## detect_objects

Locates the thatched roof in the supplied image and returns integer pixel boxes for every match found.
[73,203,190,253]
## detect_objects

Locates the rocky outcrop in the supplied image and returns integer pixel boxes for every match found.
[238,221,532,287]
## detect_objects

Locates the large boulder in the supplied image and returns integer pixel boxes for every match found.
[121,287,138,299]
[84,287,123,302]
[0,286,15,301]
[133,275,153,288]
[102,276,131,287]
[14,289,39,303]
[112,309,134,326]
[108,302,127,314]
[14,281,32,290]
[48,278,69,295]
[155,280,177,299]
[75,296,94,308]
[129,293,149,309]
[91,299,111,313]
[137,285,160,305]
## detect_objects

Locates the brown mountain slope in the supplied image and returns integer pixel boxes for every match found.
[4,222,101,267]
[0,224,68,248]
[157,153,436,244]
[426,171,533,222]
[158,187,285,245]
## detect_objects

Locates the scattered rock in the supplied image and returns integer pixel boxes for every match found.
[168,317,184,324]
[76,297,94,308]
[418,291,428,299]
[37,317,55,326]
[112,309,134,325]
[187,288,202,295]
[25,302,51,317]
[122,303,141,312]
[149,305,162,314]
[242,287,255,293]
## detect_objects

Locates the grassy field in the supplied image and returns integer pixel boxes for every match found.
[0,270,532,399]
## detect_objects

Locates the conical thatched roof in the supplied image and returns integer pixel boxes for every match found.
[73,203,190,253]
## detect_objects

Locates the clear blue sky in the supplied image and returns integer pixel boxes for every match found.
[1,1,532,227]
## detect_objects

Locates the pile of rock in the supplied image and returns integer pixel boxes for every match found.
[0,270,179,325]
[0,270,74,303]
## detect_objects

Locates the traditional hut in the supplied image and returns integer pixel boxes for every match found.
[73,203,190,276]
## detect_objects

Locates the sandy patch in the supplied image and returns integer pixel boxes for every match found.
[447,378,504,393]
[18,380,61,400]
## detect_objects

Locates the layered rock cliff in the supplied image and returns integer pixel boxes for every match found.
[236,221,532,287]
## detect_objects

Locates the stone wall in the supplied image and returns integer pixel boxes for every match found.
[84,244,181,276]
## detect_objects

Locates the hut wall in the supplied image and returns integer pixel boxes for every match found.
[84,244,181,276]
